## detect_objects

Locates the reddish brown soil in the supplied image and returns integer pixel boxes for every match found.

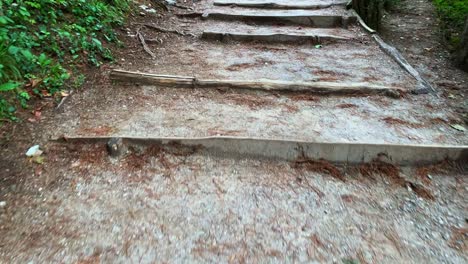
[293,158,345,182]
[382,117,424,128]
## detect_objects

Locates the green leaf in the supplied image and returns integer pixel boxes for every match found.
[19,91,30,100]
[32,155,45,164]
[7,46,20,55]
[19,7,31,17]
[0,82,20,92]
[20,49,34,60]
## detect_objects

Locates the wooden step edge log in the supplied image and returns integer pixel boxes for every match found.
[349,8,435,94]
[109,69,406,97]
[212,1,349,10]
[110,69,195,85]
[202,12,357,28]
[54,135,468,166]
[372,35,437,94]
[201,30,352,43]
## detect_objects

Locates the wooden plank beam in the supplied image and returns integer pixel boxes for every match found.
[110,69,405,97]
[213,0,349,9]
[55,135,468,165]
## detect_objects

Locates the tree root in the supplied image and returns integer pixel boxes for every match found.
[136,27,156,58]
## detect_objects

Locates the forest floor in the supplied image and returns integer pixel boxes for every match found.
[0,0,466,263]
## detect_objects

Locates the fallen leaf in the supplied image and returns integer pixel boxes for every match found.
[30,78,42,88]
[41,90,52,97]
[32,155,45,164]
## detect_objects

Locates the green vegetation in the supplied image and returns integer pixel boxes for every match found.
[0,0,131,121]
[433,0,468,45]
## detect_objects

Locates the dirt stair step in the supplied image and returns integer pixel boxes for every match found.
[58,136,468,165]
[202,6,356,27]
[201,25,357,43]
[53,76,468,164]
[213,0,349,9]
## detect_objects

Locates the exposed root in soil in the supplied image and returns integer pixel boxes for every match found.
[136,27,156,58]
[293,158,345,182]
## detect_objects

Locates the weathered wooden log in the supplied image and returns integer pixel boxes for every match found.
[55,135,468,166]
[373,35,435,93]
[110,69,405,97]
[213,0,349,9]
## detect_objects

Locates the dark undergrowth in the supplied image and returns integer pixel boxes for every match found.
[433,0,468,46]
[0,0,132,122]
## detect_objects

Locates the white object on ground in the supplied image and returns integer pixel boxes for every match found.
[26,145,43,157]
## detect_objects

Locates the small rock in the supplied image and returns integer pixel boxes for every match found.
[0,201,6,207]
[107,138,126,157]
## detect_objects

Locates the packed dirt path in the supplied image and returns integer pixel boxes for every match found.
[0,0,467,263]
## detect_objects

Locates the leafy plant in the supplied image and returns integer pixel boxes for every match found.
[0,0,132,121]
[433,0,468,46]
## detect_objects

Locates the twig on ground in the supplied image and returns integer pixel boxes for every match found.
[136,27,156,58]
[137,23,189,36]
[55,90,73,111]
